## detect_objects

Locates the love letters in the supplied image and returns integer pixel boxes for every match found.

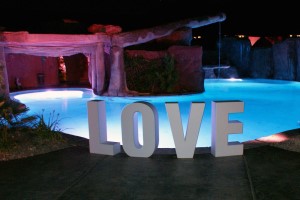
[87,100,244,158]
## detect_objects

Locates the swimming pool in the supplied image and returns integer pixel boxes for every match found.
[11,79,300,148]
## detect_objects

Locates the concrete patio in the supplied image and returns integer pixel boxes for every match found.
[0,135,299,200]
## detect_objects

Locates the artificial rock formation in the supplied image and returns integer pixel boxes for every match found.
[125,45,204,93]
[220,37,300,81]
[0,13,226,97]
[168,45,204,92]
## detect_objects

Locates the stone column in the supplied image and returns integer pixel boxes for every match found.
[85,53,92,85]
[108,46,126,96]
[90,51,97,93]
[91,43,106,95]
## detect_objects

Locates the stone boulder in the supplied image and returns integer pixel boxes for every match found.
[168,45,204,93]
[272,39,298,80]
[203,67,216,78]
[221,37,251,77]
[217,66,239,79]
[250,47,273,78]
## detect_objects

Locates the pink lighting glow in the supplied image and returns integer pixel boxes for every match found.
[257,133,289,143]
[249,36,260,46]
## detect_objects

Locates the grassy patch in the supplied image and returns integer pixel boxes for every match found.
[0,96,73,161]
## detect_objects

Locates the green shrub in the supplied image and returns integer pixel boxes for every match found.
[31,109,64,140]
[124,53,178,94]
[155,55,178,93]
[0,95,36,149]
[0,95,65,150]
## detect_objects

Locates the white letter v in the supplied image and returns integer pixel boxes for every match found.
[165,102,205,158]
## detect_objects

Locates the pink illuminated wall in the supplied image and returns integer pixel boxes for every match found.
[6,54,59,90]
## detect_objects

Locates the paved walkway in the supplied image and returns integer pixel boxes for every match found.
[0,139,299,200]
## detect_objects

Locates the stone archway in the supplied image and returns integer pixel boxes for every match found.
[0,13,226,97]
[0,31,109,96]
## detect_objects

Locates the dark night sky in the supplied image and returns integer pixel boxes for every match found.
[0,0,299,36]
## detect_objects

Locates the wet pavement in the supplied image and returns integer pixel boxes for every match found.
[0,141,299,200]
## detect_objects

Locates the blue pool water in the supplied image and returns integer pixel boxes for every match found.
[11,79,300,148]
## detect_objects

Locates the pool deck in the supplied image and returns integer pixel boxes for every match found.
[0,132,299,200]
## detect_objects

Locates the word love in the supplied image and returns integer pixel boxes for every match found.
[87,100,244,159]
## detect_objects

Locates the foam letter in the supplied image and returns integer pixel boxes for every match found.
[87,100,121,155]
[166,102,205,158]
[211,101,244,157]
[121,102,158,157]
